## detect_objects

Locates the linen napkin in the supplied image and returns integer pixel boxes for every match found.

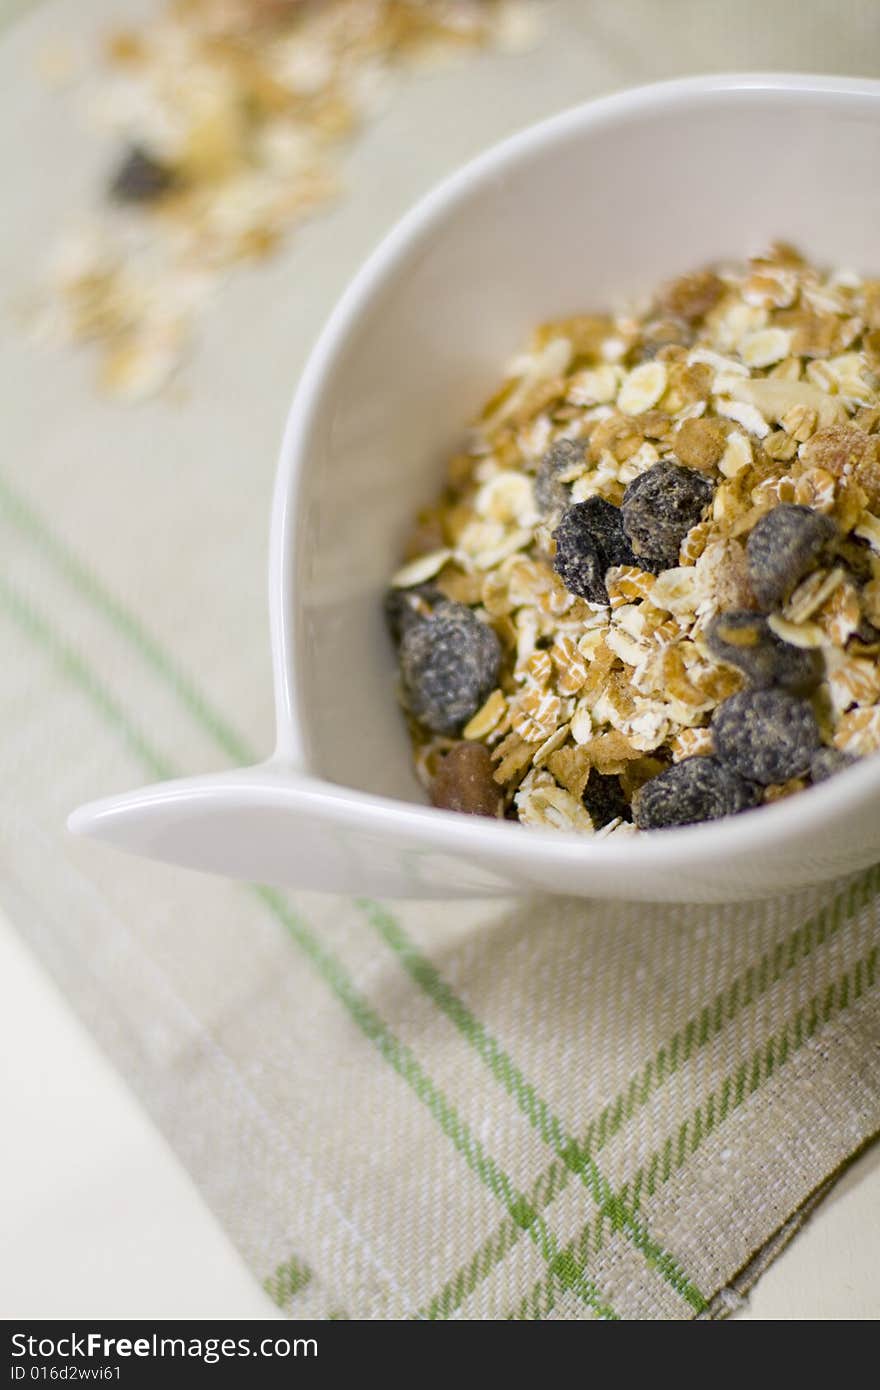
[3,0,880,1320]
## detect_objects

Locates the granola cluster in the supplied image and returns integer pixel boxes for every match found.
[387,246,880,835]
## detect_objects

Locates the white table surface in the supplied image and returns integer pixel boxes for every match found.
[1,907,878,1321]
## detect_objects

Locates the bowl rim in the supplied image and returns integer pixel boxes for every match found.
[267,69,880,872]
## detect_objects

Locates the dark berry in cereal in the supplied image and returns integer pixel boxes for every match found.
[535,438,585,520]
[712,689,820,784]
[431,743,501,817]
[109,145,177,203]
[706,610,823,693]
[384,584,443,645]
[400,601,500,735]
[745,504,838,610]
[552,498,636,603]
[633,756,760,830]
[622,462,714,573]
[581,768,631,828]
[810,746,857,784]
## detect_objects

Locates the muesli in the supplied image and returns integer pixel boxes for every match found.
[386,246,880,833]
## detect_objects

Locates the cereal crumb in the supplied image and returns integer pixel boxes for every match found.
[33,1,542,399]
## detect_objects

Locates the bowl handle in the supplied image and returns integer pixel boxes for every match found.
[67,765,508,898]
[67,764,367,893]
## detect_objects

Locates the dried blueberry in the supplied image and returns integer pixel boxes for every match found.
[581,769,631,828]
[400,600,500,735]
[706,610,823,693]
[712,689,820,784]
[535,439,585,521]
[810,746,856,784]
[432,743,501,817]
[745,504,837,610]
[552,498,636,603]
[621,463,714,573]
[384,584,443,645]
[633,757,760,830]
[109,145,177,203]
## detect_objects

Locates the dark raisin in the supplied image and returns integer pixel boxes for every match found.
[581,769,631,828]
[534,439,585,521]
[810,746,857,784]
[712,689,820,784]
[109,145,177,203]
[622,462,714,573]
[706,610,824,693]
[384,584,443,645]
[745,504,838,610]
[633,756,760,830]
[552,498,636,603]
[431,743,501,817]
[400,601,500,735]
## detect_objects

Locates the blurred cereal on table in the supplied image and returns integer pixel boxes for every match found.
[25,0,540,399]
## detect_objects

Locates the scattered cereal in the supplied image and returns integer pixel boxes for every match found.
[32,0,540,399]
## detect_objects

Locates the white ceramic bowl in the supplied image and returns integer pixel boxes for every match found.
[70,73,880,901]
